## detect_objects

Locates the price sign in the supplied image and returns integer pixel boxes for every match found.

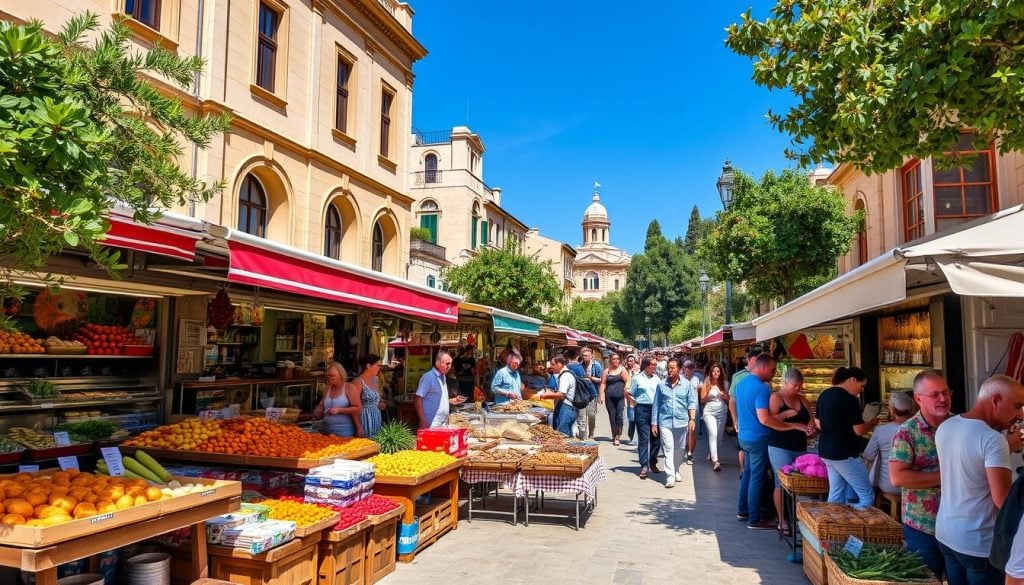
[101,447,125,476]
[229,404,241,418]
[844,535,864,558]
[18,465,39,473]
[53,431,71,447]
[58,456,79,471]
[199,409,221,420]
[220,407,234,420]
[265,407,286,422]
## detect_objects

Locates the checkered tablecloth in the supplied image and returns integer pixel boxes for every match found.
[460,468,517,488]
[514,458,607,499]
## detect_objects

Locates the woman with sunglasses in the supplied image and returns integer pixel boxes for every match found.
[700,362,730,471]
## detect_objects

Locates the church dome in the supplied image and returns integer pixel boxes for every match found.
[583,194,608,222]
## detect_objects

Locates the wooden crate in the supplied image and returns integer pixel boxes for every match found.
[824,551,939,585]
[364,510,400,584]
[210,532,320,585]
[318,522,369,585]
[797,502,902,545]
[401,499,453,563]
[373,459,464,486]
[803,538,827,585]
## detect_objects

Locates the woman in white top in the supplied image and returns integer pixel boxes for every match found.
[699,362,729,472]
[864,391,916,496]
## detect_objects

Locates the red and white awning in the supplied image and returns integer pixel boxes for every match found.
[102,211,203,261]
[224,231,460,323]
[579,331,607,347]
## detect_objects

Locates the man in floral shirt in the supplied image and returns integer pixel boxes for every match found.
[889,370,951,580]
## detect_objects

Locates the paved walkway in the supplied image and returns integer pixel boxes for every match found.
[381,414,806,585]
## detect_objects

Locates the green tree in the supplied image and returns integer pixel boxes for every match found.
[699,167,861,303]
[0,15,229,305]
[727,1,1024,173]
[619,220,697,341]
[683,206,701,254]
[669,308,704,344]
[442,240,561,320]
[546,294,624,341]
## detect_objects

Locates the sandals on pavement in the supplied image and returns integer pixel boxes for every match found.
[639,467,648,480]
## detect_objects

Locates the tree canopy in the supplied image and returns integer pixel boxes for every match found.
[0,14,228,301]
[546,293,624,341]
[727,1,1024,173]
[442,240,561,320]
[698,167,861,303]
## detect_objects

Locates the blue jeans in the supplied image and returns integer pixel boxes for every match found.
[823,456,874,509]
[767,446,804,488]
[634,404,660,469]
[738,437,770,524]
[903,525,944,581]
[555,402,578,436]
[939,541,1001,585]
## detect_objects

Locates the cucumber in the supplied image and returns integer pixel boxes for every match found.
[122,456,163,483]
[134,450,172,483]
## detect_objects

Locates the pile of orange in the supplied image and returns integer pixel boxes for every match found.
[0,470,166,527]
[125,418,378,460]
[0,331,45,354]
[257,498,336,527]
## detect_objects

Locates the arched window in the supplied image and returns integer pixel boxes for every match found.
[238,174,267,237]
[614,278,620,291]
[371,222,384,272]
[426,275,436,288]
[855,199,868,266]
[424,153,439,184]
[590,228,597,243]
[419,200,439,243]
[324,204,342,258]
[471,202,480,250]
[583,271,599,291]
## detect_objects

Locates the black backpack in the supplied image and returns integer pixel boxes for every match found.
[991,470,1024,572]
[560,369,592,409]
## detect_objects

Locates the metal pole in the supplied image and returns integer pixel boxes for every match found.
[701,292,707,338]
[725,279,733,325]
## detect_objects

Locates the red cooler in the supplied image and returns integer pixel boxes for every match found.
[416,427,469,457]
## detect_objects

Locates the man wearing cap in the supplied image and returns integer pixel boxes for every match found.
[491,351,524,405]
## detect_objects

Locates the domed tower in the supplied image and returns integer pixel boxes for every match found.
[582,193,611,246]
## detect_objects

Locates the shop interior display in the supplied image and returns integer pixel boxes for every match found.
[879,311,932,366]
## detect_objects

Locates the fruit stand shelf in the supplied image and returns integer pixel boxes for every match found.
[372,459,464,563]
[0,354,154,359]
[0,396,161,413]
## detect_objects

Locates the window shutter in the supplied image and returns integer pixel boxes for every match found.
[471,219,477,249]
[480,221,488,246]
[420,214,438,244]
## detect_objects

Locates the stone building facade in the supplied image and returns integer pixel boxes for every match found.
[572,193,630,301]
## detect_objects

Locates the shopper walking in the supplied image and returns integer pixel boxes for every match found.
[864,391,915,498]
[816,367,879,509]
[767,367,814,536]
[652,358,697,488]
[356,354,386,438]
[624,355,640,444]
[700,362,729,471]
[628,357,663,479]
[578,348,603,440]
[935,375,1024,585]
[599,353,630,446]
[889,370,953,581]
[316,362,363,437]
[735,353,794,530]
[539,357,578,436]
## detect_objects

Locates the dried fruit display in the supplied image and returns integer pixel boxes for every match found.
[528,425,566,440]
[207,289,233,330]
[492,401,532,414]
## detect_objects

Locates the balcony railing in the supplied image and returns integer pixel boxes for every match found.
[410,238,447,261]
[413,129,452,146]
[413,170,443,185]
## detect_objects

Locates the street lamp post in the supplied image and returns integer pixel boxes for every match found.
[716,160,735,325]
[698,269,710,338]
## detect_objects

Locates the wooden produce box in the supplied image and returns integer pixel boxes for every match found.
[824,551,940,585]
[803,538,826,585]
[405,499,453,562]
[463,451,527,473]
[121,445,378,471]
[210,531,320,585]
[796,502,902,545]
[0,476,241,548]
[364,506,402,584]
[520,453,595,478]
[318,520,370,585]
[373,458,464,486]
[293,512,341,538]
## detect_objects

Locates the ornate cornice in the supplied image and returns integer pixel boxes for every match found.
[347,0,427,61]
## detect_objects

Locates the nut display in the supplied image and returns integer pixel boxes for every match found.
[9,428,60,449]
[366,450,456,477]
[528,425,566,440]
[524,452,589,466]
[539,441,599,456]
[492,401,532,414]
[468,449,527,464]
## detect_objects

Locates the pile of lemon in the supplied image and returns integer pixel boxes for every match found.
[259,498,336,527]
[367,450,456,477]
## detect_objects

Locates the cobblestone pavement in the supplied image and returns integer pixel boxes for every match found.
[381,414,806,585]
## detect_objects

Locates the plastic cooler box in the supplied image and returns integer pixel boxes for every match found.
[416,427,468,457]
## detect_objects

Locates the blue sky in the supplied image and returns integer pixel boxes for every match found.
[410,1,800,254]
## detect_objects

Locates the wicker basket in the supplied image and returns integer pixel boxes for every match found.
[797,502,902,545]
[778,470,829,494]
[824,550,939,585]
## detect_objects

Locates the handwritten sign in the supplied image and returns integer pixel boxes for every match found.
[844,535,865,558]
[58,456,79,471]
[265,407,286,422]
[53,431,71,447]
[18,465,39,473]
[101,446,125,476]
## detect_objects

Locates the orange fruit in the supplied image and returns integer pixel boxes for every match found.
[6,499,33,517]
[41,514,70,526]
[2,513,25,525]
[24,490,49,507]
[144,487,162,502]
[115,495,134,510]
[4,485,25,499]
[34,505,65,519]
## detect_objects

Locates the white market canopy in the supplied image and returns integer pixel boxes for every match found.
[754,205,1024,341]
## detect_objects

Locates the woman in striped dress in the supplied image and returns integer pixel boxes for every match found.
[356,354,385,438]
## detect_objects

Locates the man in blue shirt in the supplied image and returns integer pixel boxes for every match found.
[576,348,603,440]
[490,351,524,404]
[415,350,464,428]
[734,353,781,529]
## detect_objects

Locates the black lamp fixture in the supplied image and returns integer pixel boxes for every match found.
[717,159,735,211]
[698,269,709,294]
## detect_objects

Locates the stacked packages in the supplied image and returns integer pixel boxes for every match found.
[304,460,376,508]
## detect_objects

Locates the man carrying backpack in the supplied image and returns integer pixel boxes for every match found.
[538,356,583,436]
